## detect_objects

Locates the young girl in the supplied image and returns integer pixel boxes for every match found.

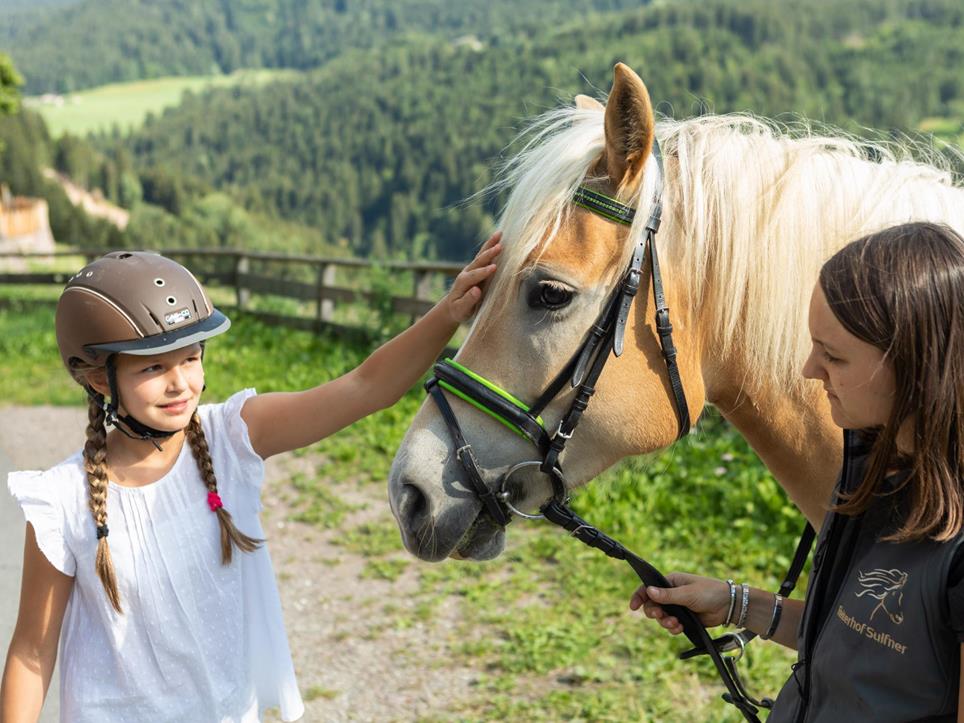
[0,233,501,722]
[630,222,964,721]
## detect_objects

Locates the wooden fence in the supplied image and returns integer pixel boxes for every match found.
[0,248,464,337]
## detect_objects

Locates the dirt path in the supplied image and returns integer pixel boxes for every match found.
[0,406,480,722]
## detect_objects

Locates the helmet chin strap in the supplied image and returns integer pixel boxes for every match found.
[89,356,179,452]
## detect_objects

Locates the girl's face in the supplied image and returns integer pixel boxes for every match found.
[108,344,205,433]
[802,284,896,430]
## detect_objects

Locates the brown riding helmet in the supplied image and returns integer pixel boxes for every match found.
[56,251,231,370]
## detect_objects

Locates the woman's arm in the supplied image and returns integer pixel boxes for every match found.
[630,573,804,650]
[0,524,74,723]
[242,232,502,459]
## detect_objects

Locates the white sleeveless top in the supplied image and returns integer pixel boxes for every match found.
[7,389,304,722]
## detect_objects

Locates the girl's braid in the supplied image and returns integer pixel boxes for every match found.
[83,395,122,613]
[185,412,262,563]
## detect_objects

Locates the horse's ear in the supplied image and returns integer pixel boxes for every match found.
[575,94,604,111]
[603,63,655,189]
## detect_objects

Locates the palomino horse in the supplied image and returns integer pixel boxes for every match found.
[388,62,964,563]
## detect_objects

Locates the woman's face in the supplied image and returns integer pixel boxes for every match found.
[107,344,205,433]
[802,284,896,430]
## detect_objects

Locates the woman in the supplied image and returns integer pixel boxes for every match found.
[631,222,964,721]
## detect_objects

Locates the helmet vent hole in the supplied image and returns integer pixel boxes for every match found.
[166,296,177,306]
[154,278,165,287]
[117,253,132,259]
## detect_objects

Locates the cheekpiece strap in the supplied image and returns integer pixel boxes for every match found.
[425,378,511,527]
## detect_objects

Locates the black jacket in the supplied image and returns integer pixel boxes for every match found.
[769,430,963,723]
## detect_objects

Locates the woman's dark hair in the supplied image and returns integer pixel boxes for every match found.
[819,221,964,542]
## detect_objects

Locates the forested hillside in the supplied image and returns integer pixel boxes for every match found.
[1,0,961,259]
[2,0,649,94]
[112,0,964,258]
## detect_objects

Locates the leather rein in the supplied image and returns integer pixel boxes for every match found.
[424,142,814,722]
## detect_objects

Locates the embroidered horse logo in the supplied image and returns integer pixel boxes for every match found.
[856,568,907,625]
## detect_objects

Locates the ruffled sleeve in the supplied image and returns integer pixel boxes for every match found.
[220,388,262,463]
[947,543,964,642]
[198,388,266,498]
[7,470,77,576]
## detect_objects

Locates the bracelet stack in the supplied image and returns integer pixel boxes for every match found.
[722,582,785,639]
[724,580,752,628]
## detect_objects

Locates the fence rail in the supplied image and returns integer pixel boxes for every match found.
[0,248,465,337]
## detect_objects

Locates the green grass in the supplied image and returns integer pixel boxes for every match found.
[24,69,301,137]
[0,297,806,720]
[918,116,964,150]
[426,423,804,721]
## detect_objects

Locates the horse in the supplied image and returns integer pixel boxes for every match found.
[388,62,964,564]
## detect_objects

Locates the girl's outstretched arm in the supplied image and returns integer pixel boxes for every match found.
[1,524,73,723]
[243,232,502,459]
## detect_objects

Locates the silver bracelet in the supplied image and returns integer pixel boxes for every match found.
[736,582,751,629]
[724,579,737,627]
[761,593,784,640]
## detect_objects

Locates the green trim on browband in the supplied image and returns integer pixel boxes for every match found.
[573,187,636,226]
[442,358,545,427]
[437,380,534,442]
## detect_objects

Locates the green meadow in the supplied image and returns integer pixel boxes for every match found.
[919,117,964,149]
[24,69,301,137]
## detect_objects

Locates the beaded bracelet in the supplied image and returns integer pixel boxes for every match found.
[736,582,751,629]
[724,579,737,627]
[761,593,784,640]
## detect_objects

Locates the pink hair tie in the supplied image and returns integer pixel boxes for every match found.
[207,491,223,512]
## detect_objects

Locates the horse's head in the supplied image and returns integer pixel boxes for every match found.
[389,59,964,560]
[389,64,704,561]
[856,568,908,625]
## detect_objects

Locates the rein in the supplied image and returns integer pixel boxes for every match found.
[425,143,814,721]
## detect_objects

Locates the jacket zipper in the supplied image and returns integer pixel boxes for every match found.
[795,429,853,723]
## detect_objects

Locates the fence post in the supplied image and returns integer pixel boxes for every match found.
[235,254,250,310]
[317,263,336,322]
[412,268,433,323]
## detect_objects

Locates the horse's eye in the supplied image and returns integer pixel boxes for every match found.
[528,281,573,311]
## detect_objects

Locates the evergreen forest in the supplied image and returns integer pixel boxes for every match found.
[1,0,962,260]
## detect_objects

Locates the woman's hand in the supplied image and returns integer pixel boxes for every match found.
[629,572,731,635]
[443,231,502,324]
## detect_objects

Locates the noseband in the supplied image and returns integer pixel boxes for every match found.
[424,142,813,722]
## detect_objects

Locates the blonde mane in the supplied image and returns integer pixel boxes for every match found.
[474,106,964,396]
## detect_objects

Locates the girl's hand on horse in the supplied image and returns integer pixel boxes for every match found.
[443,231,502,323]
[629,572,731,635]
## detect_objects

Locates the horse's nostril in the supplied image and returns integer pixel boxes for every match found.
[397,482,430,532]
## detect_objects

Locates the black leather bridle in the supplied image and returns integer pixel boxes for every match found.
[427,143,688,523]
[424,142,814,721]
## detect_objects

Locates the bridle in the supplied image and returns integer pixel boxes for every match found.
[424,141,814,722]
[427,143,688,524]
